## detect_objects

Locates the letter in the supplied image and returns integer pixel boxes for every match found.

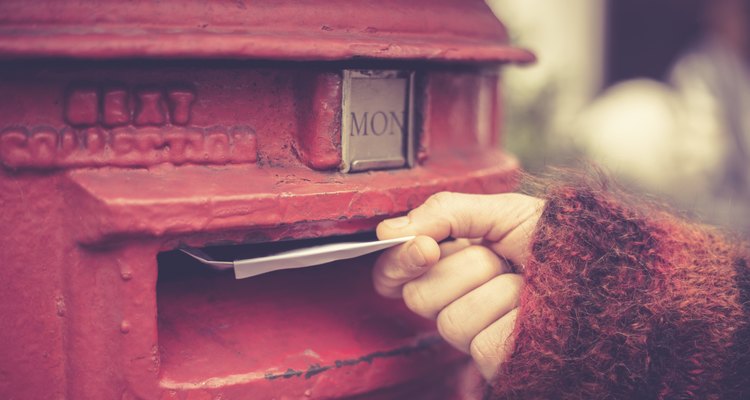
[65,87,99,126]
[183,128,205,162]
[59,128,79,159]
[134,89,167,126]
[164,128,189,165]
[229,125,257,163]
[130,127,166,165]
[205,128,230,163]
[134,127,164,152]
[389,111,405,135]
[112,129,136,156]
[0,127,30,168]
[84,127,107,154]
[103,88,130,127]
[351,112,368,136]
[370,111,388,136]
[29,127,58,167]
[167,89,195,126]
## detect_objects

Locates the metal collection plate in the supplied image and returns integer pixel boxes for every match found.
[341,70,415,173]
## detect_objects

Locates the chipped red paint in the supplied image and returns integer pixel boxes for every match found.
[0,0,529,399]
[295,72,343,170]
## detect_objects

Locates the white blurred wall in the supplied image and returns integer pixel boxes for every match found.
[487,0,606,132]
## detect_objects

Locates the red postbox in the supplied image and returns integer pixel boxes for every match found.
[0,1,532,398]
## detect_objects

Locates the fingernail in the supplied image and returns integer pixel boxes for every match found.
[384,216,410,229]
[407,242,426,266]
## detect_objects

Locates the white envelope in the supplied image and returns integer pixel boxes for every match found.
[181,236,414,279]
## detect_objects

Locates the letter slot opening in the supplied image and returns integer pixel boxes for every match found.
[155,233,459,393]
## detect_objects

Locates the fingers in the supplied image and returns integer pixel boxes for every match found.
[470,308,519,380]
[373,192,535,380]
[374,239,523,380]
[439,238,480,257]
[372,236,440,298]
[401,245,510,319]
[436,274,523,353]
[377,192,544,266]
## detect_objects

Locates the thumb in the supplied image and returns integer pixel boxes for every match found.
[377,192,544,266]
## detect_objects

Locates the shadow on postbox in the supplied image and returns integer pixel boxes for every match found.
[0,1,533,399]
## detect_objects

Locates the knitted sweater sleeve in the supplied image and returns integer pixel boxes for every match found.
[489,180,750,399]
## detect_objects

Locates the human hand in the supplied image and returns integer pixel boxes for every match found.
[373,192,544,379]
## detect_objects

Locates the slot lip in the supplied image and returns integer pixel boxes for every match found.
[67,149,519,247]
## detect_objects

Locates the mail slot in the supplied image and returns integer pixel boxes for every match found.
[0,1,533,399]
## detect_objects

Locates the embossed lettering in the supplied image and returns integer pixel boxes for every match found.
[229,126,258,163]
[0,128,30,168]
[168,90,195,126]
[29,128,58,166]
[112,129,137,155]
[66,84,196,129]
[1,124,257,169]
[205,128,230,163]
[103,88,130,127]
[59,128,79,158]
[65,88,99,126]
[182,129,206,162]
[134,89,166,126]
[84,128,107,154]
[164,129,189,164]
[136,128,165,153]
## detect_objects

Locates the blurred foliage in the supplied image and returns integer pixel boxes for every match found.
[501,79,584,173]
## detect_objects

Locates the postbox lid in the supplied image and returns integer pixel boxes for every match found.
[0,0,534,63]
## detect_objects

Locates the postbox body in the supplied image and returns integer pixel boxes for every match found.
[0,1,532,398]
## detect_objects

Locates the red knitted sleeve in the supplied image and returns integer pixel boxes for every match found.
[488,178,750,399]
